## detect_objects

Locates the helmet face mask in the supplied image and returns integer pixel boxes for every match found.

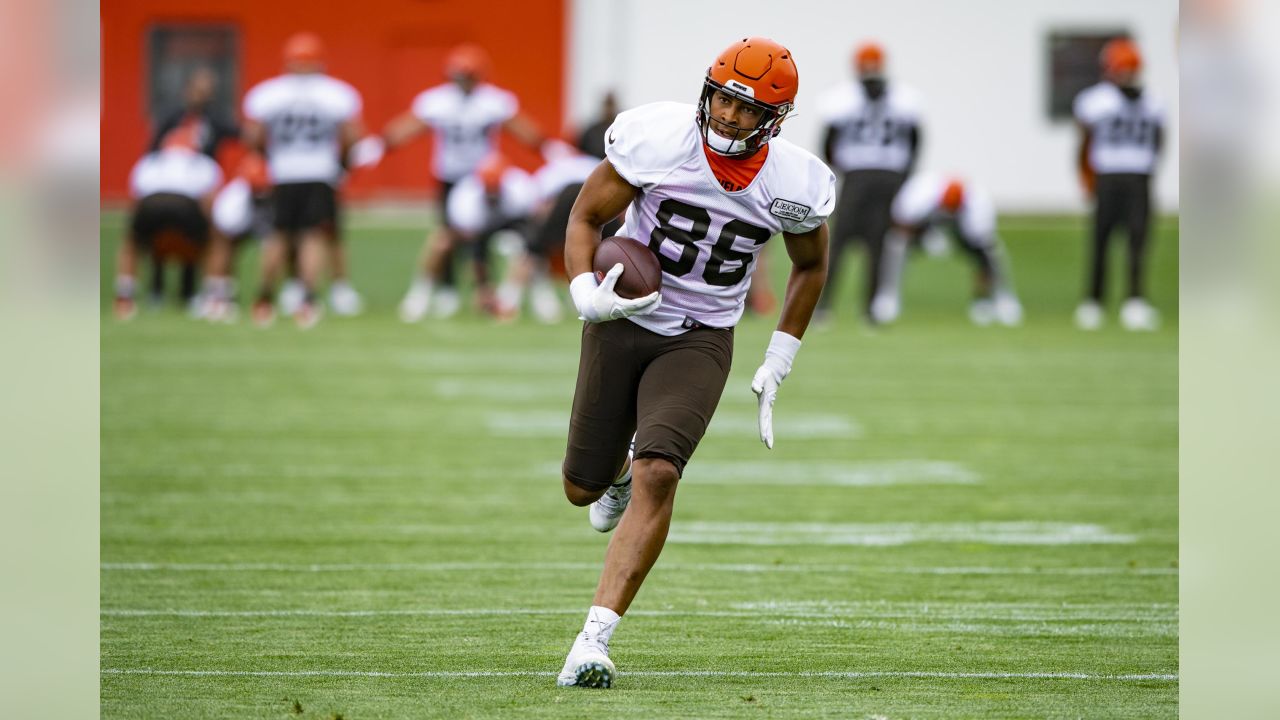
[697,79,791,157]
[696,37,798,158]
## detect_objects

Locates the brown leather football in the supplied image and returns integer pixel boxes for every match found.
[593,236,662,299]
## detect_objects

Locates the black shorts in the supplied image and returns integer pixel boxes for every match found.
[562,320,735,491]
[272,182,337,233]
[833,169,906,245]
[130,192,209,261]
[1094,173,1151,237]
[530,183,582,257]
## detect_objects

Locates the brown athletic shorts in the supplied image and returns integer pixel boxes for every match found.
[562,319,735,491]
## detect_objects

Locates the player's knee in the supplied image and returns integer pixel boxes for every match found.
[632,457,680,503]
[562,474,605,507]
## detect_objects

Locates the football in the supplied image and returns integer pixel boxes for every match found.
[593,236,662,299]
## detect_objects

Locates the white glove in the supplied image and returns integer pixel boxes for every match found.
[569,266,661,323]
[348,136,385,169]
[750,331,802,449]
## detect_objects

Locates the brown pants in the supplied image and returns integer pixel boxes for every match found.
[562,319,734,491]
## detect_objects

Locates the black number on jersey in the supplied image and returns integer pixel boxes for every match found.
[1103,116,1156,147]
[844,116,908,147]
[273,111,330,145]
[648,198,771,285]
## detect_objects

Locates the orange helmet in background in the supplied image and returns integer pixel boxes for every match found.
[1100,37,1142,77]
[854,41,885,78]
[476,153,509,193]
[447,43,492,82]
[940,179,966,213]
[697,37,798,157]
[283,32,325,68]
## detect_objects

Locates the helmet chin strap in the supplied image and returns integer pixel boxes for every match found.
[703,114,761,156]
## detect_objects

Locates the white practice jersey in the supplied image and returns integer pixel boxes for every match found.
[892,173,996,245]
[816,82,922,173]
[533,152,600,203]
[128,148,223,200]
[412,83,518,182]
[243,73,362,185]
[1073,82,1163,175]
[606,102,836,336]
[446,167,539,236]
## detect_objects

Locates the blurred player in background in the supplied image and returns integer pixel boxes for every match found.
[379,43,546,321]
[133,67,238,309]
[1072,37,1165,331]
[576,92,619,160]
[241,32,368,328]
[555,37,833,689]
[199,151,274,321]
[814,41,922,324]
[441,152,539,316]
[493,140,624,322]
[114,126,223,319]
[149,66,239,160]
[871,173,1022,326]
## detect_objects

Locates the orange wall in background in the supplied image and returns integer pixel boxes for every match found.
[101,0,566,201]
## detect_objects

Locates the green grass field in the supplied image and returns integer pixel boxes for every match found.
[101,212,1178,718]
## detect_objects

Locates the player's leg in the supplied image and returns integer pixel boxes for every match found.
[327,204,364,316]
[1078,175,1120,329]
[861,172,902,322]
[561,321,641,506]
[1120,174,1158,330]
[558,327,733,688]
[114,230,140,320]
[295,228,327,328]
[871,224,915,325]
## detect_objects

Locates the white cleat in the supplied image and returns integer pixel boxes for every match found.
[433,288,462,319]
[398,288,432,323]
[556,635,616,688]
[869,294,900,325]
[530,283,563,324]
[994,294,1024,327]
[1120,298,1160,332]
[589,445,633,533]
[329,282,364,316]
[1074,301,1103,331]
[968,298,996,326]
[278,279,306,317]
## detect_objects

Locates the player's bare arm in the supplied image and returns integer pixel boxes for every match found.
[242,119,266,154]
[1076,124,1095,195]
[776,222,830,340]
[503,113,546,150]
[564,160,638,277]
[381,111,429,151]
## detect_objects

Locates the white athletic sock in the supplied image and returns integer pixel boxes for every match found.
[115,275,136,299]
[409,277,434,295]
[584,605,621,644]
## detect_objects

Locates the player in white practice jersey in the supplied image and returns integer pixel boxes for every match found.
[814,41,922,324]
[1072,38,1165,331]
[374,44,546,320]
[492,140,616,322]
[554,37,834,689]
[114,125,223,320]
[871,173,1022,326]
[241,32,368,328]
[442,153,540,314]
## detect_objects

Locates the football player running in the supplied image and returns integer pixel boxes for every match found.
[1072,38,1165,331]
[555,37,834,689]
[871,173,1022,326]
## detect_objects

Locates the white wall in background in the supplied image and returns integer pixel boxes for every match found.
[568,0,1178,212]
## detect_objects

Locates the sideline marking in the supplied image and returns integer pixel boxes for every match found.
[100,668,1178,681]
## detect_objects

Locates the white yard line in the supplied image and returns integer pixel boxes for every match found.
[668,521,1138,546]
[100,561,1177,576]
[100,668,1177,681]
[101,603,1175,622]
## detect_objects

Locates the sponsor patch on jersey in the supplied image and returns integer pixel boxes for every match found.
[769,198,810,223]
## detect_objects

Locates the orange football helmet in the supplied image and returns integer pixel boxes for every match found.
[447,44,492,82]
[854,41,885,78]
[697,37,798,157]
[1100,38,1142,77]
[283,32,325,67]
[940,179,965,213]
[476,153,509,194]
